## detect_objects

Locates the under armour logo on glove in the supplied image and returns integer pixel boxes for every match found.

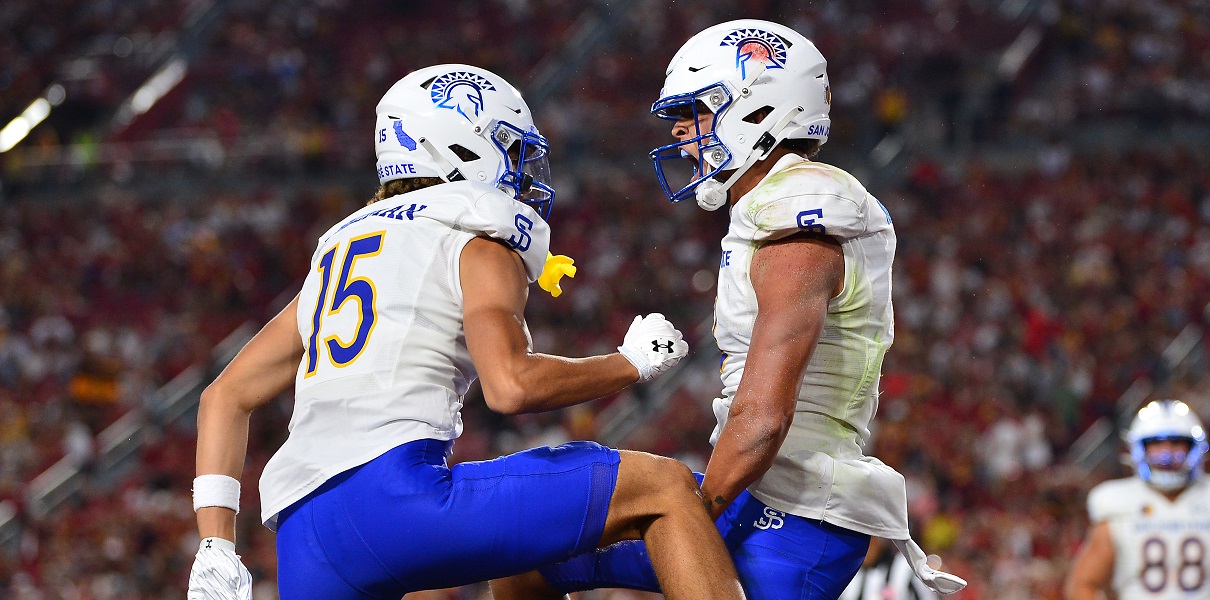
[618,314,689,382]
[189,537,253,599]
[652,340,675,353]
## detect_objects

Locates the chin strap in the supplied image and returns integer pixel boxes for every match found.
[1149,469,1191,491]
[693,106,805,211]
[694,179,730,211]
[417,137,466,182]
[891,538,968,595]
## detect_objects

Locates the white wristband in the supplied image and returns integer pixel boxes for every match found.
[199,537,237,553]
[617,345,653,381]
[193,474,241,513]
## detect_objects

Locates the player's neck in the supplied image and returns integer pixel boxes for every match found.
[1153,483,1190,502]
[728,147,805,205]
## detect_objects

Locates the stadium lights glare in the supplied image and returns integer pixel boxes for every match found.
[0,98,53,153]
[113,58,188,128]
[132,58,186,114]
[0,84,65,154]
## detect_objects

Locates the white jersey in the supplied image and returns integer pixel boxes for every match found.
[1088,477,1210,599]
[709,153,909,539]
[259,182,550,529]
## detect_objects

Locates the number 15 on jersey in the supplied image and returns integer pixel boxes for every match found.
[304,231,385,377]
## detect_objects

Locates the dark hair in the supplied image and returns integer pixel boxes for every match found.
[368,177,445,205]
[781,138,822,159]
[742,107,824,159]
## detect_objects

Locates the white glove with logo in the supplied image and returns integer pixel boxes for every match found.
[617,313,689,381]
[188,537,253,600]
[892,538,967,595]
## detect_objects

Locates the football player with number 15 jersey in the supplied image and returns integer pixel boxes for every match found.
[186,64,746,600]
[1067,399,1210,599]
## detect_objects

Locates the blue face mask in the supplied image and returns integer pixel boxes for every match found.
[1134,436,1204,491]
[492,121,555,220]
[649,84,734,204]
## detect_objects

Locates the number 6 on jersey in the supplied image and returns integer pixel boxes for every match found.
[305,231,385,376]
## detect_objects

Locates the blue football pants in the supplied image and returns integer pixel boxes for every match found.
[275,438,620,599]
[540,482,870,600]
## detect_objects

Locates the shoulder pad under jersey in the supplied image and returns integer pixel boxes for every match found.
[1087,477,1150,522]
[317,182,550,282]
[733,158,888,243]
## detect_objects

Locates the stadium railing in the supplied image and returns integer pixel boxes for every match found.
[0,322,256,553]
[1066,302,1210,471]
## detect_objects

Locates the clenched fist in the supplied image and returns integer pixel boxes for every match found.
[618,313,689,382]
[188,538,253,600]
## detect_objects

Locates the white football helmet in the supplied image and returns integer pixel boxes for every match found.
[1127,399,1208,491]
[374,64,554,218]
[650,19,831,210]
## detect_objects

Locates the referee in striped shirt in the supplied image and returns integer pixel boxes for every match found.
[840,537,940,600]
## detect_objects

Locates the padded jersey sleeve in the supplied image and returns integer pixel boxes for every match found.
[732,162,873,243]
[458,187,551,282]
[315,182,551,283]
[410,183,550,283]
[1086,479,1138,522]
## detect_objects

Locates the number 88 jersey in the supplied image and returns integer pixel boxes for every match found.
[1089,477,1210,598]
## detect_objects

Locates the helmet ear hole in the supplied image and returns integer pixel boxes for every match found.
[447,144,480,162]
[742,106,774,124]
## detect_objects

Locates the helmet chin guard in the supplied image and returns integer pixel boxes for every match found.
[695,179,729,211]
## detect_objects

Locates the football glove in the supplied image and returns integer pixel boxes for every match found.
[188,537,253,600]
[618,313,688,381]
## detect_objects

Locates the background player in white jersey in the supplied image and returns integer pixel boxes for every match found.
[185,64,748,600]
[492,19,965,600]
[1066,399,1210,599]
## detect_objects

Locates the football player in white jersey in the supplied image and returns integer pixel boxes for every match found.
[1066,399,1210,599]
[492,19,965,600]
[185,64,748,600]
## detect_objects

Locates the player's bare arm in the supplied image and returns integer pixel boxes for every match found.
[700,231,844,517]
[1065,521,1115,600]
[195,295,304,542]
[461,236,640,414]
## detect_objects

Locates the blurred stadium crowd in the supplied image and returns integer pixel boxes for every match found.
[2,0,1209,598]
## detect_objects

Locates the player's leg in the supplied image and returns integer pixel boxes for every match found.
[491,470,733,600]
[278,440,741,598]
[494,485,869,600]
[281,438,637,596]
[591,451,743,600]
[490,569,567,600]
[491,538,658,599]
[493,452,743,600]
[275,469,379,600]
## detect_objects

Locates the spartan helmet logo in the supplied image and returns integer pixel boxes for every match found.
[720,28,789,80]
[430,71,499,123]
